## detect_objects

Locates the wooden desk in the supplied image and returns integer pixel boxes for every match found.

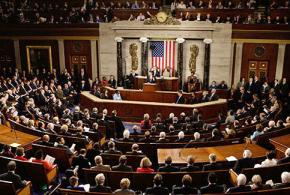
[157,143,267,164]
[80,91,228,121]
[270,134,290,159]
[134,76,179,91]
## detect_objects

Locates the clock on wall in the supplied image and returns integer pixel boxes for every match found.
[156,11,168,23]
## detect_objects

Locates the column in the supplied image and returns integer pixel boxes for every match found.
[176,38,185,90]
[91,40,98,79]
[115,37,123,86]
[58,40,65,72]
[140,37,149,76]
[203,39,213,89]
[275,44,286,79]
[13,40,21,70]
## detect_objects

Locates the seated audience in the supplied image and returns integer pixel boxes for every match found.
[126,143,143,155]
[158,156,180,172]
[66,176,85,191]
[90,155,111,171]
[250,174,271,190]
[141,113,152,129]
[175,131,187,142]
[0,161,27,190]
[180,155,200,172]
[234,150,255,173]
[0,145,15,158]
[145,174,169,195]
[104,141,122,154]
[273,172,290,189]
[202,153,222,171]
[172,174,198,195]
[32,150,54,172]
[113,90,122,100]
[250,124,264,141]
[200,172,225,194]
[119,129,134,142]
[90,173,112,193]
[259,151,277,167]
[136,157,154,173]
[14,147,27,161]
[156,131,169,143]
[139,130,154,143]
[278,148,290,164]
[114,178,135,195]
[112,155,133,172]
[226,174,251,193]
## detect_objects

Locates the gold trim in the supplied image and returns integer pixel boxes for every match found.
[232,39,290,44]
[26,46,53,72]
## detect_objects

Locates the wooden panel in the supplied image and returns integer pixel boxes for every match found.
[80,91,228,121]
[19,40,59,72]
[64,40,92,78]
[0,39,15,69]
[241,43,278,81]
[283,44,290,79]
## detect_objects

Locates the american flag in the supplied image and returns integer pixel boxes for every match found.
[151,41,176,75]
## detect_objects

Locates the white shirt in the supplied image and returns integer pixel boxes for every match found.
[261,159,277,167]
[113,93,122,101]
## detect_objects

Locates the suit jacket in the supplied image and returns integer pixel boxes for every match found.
[156,138,169,143]
[172,185,198,195]
[234,157,255,173]
[145,185,169,195]
[176,96,185,104]
[103,149,122,155]
[0,171,26,190]
[114,189,135,195]
[111,115,125,138]
[158,164,179,172]
[90,164,111,171]
[112,164,133,172]
[180,165,200,172]
[226,185,251,193]
[200,183,225,194]
[202,162,223,171]
[89,185,112,193]
[72,155,90,169]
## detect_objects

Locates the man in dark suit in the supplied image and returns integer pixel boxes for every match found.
[111,155,133,172]
[139,131,155,143]
[66,176,85,191]
[234,150,255,173]
[126,144,143,155]
[36,134,54,147]
[176,90,185,104]
[208,89,219,101]
[180,155,200,172]
[111,110,125,139]
[0,161,26,190]
[172,174,198,195]
[56,137,74,155]
[277,148,290,164]
[145,174,169,195]
[202,153,223,171]
[273,172,290,189]
[200,172,225,194]
[89,173,112,193]
[103,141,122,154]
[72,149,91,183]
[158,156,179,172]
[226,174,251,193]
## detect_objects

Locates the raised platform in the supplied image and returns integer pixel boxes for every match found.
[80,91,228,121]
[0,125,40,150]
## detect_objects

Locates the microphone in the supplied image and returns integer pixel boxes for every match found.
[178,139,194,158]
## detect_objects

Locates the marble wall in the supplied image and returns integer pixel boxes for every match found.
[99,21,232,84]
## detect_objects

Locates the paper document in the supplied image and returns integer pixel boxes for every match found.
[44,154,55,164]
[226,156,237,161]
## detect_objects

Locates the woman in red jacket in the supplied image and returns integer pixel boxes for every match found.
[136,157,154,173]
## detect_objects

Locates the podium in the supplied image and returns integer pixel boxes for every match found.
[134,76,179,91]
[143,83,159,92]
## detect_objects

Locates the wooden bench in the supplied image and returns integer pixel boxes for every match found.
[0,180,32,195]
[32,143,72,171]
[0,156,58,189]
[83,169,233,191]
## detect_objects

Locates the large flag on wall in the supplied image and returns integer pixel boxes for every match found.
[151,40,176,74]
